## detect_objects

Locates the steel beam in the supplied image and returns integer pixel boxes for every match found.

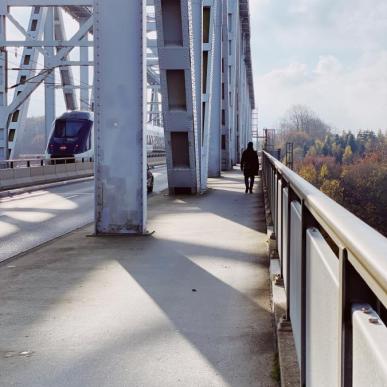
[0,12,7,160]
[44,7,55,143]
[154,0,202,194]
[8,6,47,158]
[5,1,92,5]
[79,16,89,110]
[208,0,223,177]
[54,7,79,111]
[94,0,147,234]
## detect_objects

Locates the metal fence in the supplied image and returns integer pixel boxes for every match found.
[262,151,387,386]
[0,154,166,191]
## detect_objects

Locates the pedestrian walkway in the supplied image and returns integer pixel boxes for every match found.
[0,169,276,387]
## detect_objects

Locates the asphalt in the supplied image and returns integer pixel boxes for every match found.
[0,166,168,263]
[0,169,275,387]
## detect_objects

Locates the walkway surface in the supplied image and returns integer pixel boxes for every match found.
[0,169,276,387]
[0,166,168,263]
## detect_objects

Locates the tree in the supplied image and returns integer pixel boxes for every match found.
[341,160,387,235]
[342,145,353,164]
[280,105,330,139]
[320,179,343,203]
[298,164,318,185]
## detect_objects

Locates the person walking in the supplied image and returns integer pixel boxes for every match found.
[240,142,259,194]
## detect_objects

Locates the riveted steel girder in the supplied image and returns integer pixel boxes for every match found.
[94,0,147,234]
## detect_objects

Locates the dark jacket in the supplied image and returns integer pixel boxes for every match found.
[241,149,259,176]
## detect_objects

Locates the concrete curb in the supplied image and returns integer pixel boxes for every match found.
[0,176,94,199]
[262,176,300,386]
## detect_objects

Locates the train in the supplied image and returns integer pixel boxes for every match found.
[46,111,165,159]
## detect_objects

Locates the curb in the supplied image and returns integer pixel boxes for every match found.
[0,176,94,199]
[262,177,300,386]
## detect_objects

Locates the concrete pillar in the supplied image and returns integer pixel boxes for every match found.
[94,0,147,234]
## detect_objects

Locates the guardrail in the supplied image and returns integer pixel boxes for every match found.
[0,157,94,191]
[262,151,387,386]
[0,154,166,191]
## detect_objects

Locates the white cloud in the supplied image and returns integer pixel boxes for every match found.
[314,56,342,76]
[255,52,387,131]
[250,0,387,131]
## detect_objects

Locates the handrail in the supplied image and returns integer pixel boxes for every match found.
[0,153,166,170]
[263,151,387,306]
[0,157,94,170]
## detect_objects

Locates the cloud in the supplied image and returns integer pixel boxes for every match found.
[314,56,342,76]
[255,52,387,131]
[250,0,387,131]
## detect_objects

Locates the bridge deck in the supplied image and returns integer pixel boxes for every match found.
[0,169,276,386]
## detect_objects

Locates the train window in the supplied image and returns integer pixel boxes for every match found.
[54,119,91,138]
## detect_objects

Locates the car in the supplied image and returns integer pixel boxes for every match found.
[147,164,154,193]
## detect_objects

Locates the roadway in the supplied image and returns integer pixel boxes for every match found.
[0,165,168,264]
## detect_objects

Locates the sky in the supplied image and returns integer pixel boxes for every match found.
[6,2,387,132]
[249,0,387,131]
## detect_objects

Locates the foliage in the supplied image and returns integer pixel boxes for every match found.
[278,105,387,236]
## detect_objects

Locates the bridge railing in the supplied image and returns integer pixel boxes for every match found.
[0,154,166,191]
[262,150,387,386]
[0,157,94,191]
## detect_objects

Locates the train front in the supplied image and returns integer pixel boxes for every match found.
[46,112,93,159]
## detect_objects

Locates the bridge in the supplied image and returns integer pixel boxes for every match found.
[0,1,386,386]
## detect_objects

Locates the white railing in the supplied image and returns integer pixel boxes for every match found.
[262,151,387,386]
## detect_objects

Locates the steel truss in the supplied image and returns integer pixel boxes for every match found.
[0,0,162,159]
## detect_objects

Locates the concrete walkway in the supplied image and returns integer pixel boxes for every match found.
[0,170,276,387]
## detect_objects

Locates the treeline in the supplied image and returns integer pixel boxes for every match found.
[278,105,387,236]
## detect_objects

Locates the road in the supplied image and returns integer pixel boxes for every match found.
[0,166,168,263]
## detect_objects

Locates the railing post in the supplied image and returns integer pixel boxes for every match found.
[285,186,295,321]
[338,248,381,386]
[339,248,352,387]
[279,177,285,278]
[300,201,318,386]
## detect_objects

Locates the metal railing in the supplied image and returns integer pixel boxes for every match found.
[262,151,387,386]
[0,157,93,170]
[0,153,166,170]
[0,154,167,191]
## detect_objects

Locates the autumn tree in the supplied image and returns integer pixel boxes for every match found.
[342,145,353,164]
